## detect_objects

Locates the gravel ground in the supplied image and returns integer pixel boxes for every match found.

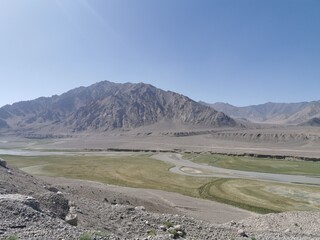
[40,176,255,224]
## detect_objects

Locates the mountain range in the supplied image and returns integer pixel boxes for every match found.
[202,101,320,125]
[0,81,236,134]
[1,80,319,136]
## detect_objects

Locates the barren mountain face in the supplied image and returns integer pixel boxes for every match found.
[0,81,236,134]
[206,101,320,125]
[299,117,320,127]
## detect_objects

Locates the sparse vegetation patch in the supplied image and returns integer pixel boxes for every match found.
[188,154,320,176]
[3,153,320,213]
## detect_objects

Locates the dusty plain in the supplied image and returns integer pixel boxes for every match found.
[1,124,320,239]
[1,124,320,215]
[7,125,319,158]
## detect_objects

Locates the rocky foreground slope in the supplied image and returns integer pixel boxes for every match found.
[1,159,320,240]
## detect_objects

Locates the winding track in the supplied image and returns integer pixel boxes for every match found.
[152,153,320,185]
[2,148,320,185]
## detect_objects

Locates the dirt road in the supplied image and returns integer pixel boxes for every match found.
[152,153,320,185]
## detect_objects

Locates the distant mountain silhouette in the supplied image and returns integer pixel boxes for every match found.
[202,101,320,125]
[0,81,236,134]
[299,117,320,127]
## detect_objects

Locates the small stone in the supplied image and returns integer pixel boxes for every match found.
[230,220,236,226]
[48,187,59,193]
[284,228,291,233]
[238,229,248,237]
[174,225,181,231]
[177,231,184,236]
[159,225,167,231]
[135,206,146,211]
[76,208,83,214]
[65,213,78,226]
[126,206,135,211]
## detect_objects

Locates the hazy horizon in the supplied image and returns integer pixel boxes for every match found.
[1,0,319,107]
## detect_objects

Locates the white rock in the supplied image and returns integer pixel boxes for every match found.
[177,230,184,236]
[238,229,247,237]
[159,225,166,231]
[65,213,78,226]
[174,224,182,231]
[135,206,146,211]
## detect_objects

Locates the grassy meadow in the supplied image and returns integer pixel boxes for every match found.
[3,153,320,214]
[186,154,320,176]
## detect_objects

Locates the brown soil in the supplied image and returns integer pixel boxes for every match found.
[40,176,256,224]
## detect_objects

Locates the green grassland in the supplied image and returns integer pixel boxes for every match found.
[199,178,320,213]
[186,154,320,176]
[2,154,210,198]
[3,153,320,214]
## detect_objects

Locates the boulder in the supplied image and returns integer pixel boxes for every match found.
[65,212,78,226]
[0,194,40,210]
[0,158,7,168]
[37,192,69,219]
[65,201,78,226]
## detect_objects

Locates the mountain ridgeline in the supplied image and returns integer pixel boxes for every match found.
[0,81,236,134]
[202,101,320,125]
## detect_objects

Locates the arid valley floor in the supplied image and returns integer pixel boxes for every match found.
[1,124,320,239]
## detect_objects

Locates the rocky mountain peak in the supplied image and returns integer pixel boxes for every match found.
[0,81,236,134]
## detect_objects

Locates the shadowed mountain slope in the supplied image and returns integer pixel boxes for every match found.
[300,117,320,127]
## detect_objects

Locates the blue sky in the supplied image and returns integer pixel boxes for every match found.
[0,0,319,107]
